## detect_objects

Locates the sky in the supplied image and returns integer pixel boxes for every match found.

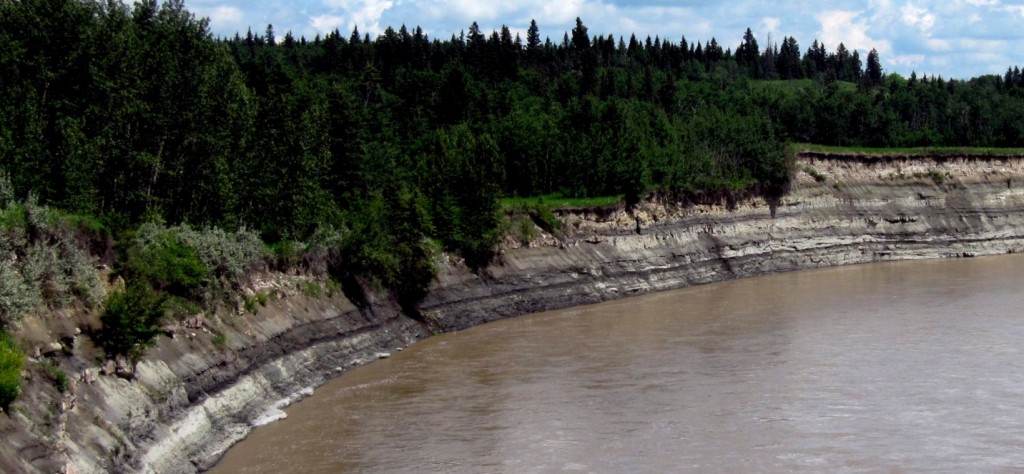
[183,0,1024,79]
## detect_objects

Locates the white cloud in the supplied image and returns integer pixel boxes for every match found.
[184,0,1024,78]
[761,17,781,36]
[193,5,244,30]
[816,10,891,54]
[1001,4,1024,16]
[901,3,936,32]
[318,0,393,34]
[540,0,585,24]
[890,54,926,67]
[310,14,346,32]
[924,38,952,51]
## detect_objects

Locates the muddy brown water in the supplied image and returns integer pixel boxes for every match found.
[211,255,1024,472]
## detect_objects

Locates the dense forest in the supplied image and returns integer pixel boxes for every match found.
[3,0,1024,368]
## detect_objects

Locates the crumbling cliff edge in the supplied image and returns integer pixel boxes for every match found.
[7,152,1024,473]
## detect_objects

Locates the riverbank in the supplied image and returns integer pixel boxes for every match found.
[420,151,1024,331]
[7,152,1024,472]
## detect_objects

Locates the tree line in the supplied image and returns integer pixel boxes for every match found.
[3,0,1024,290]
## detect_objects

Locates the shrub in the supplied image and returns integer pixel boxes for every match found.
[299,281,322,298]
[0,195,102,316]
[269,240,304,270]
[0,264,38,330]
[930,170,945,185]
[0,331,24,411]
[126,223,270,304]
[509,215,539,244]
[211,330,227,349]
[532,201,565,237]
[169,225,268,280]
[802,166,827,183]
[97,284,167,363]
[125,230,207,297]
[0,170,13,209]
[40,360,68,393]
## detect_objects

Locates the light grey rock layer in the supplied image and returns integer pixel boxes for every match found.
[27,153,1024,472]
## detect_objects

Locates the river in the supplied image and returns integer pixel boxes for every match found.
[211,255,1024,472]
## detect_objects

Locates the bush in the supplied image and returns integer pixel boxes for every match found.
[97,284,167,362]
[508,215,539,244]
[532,201,565,237]
[0,195,102,318]
[803,166,827,183]
[40,360,68,393]
[0,264,37,330]
[0,331,24,411]
[125,230,207,297]
[170,225,268,280]
[268,240,304,270]
[129,223,268,292]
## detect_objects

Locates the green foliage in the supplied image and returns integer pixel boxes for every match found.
[40,360,68,393]
[299,282,322,298]
[5,0,1024,326]
[0,264,37,330]
[501,194,622,211]
[97,284,167,363]
[803,166,827,183]
[211,329,227,349]
[0,192,103,327]
[794,143,1024,156]
[930,170,946,185]
[508,215,539,244]
[533,202,565,236]
[125,228,207,298]
[504,198,567,240]
[242,296,258,314]
[243,291,270,314]
[132,223,267,285]
[269,240,304,270]
[0,331,24,411]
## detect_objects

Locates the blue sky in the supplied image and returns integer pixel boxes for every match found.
[184,0,1024,79]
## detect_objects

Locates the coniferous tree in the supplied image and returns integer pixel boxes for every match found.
[866,48,883,86]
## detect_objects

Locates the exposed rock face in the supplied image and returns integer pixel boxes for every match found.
[9,153,1024,473]
[422,153,1024,331]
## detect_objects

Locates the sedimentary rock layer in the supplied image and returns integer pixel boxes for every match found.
[16,153,1024,473]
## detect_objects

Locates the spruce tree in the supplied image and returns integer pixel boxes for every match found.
[866,48,883,86]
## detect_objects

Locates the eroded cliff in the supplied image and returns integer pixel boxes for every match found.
[7,152,1024,473]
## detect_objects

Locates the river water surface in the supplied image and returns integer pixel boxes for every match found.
[212,255,1024,472]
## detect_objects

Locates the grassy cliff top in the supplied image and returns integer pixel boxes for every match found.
[795,143,1024,156]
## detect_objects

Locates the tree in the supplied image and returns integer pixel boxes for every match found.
[526,19,541,52]
[571,17,590,51]
[866,48,883,86]
[736,28,761,78]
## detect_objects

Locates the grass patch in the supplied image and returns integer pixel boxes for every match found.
[802,166,827,183]
[501,196,570,239]
[242,292,270,314]
[500,193,622,212]
[0,331,24,410]
[508,215,539,244]
[299,282,322,298]
[40,360,68,393]
[211,329,227,349]
[793,143,1024,156]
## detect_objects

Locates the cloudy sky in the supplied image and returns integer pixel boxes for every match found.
[183,0,1023,79]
